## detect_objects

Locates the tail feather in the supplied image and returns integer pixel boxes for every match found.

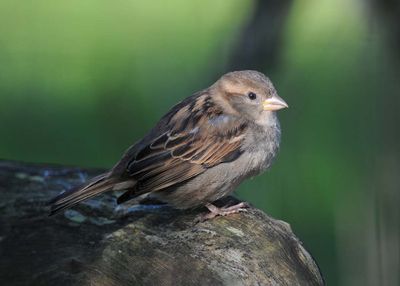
[116,189,134,205]
[49,173,115,215]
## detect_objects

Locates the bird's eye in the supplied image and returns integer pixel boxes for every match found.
[248,92,257,100]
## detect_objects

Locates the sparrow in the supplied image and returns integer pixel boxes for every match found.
[49,70,288,220]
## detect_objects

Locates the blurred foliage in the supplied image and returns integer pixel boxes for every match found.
[1,1,399,285]
[0,0,250,166]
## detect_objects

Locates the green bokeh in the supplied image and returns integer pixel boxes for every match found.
[1,1,399,285]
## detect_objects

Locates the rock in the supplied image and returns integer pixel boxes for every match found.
[0,160,324,286]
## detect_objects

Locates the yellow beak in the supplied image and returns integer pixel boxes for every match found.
[262,95,288,111]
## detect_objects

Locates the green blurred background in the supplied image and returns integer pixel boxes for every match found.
[1,0,399,285]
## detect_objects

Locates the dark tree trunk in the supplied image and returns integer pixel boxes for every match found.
[228,0,293,72]
[370,0,400,59]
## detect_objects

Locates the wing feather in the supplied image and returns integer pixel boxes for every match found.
[120,92,247,201]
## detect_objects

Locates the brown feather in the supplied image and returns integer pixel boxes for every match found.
[49,173,115,215]
[118,92,247,203]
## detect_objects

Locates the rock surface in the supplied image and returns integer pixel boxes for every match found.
[0,160,324,286]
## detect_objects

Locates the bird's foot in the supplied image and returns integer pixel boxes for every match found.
[196,202,250,222]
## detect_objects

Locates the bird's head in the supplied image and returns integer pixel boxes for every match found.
[211,70,288,124]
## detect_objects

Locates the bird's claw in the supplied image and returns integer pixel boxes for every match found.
[195,202,250,223]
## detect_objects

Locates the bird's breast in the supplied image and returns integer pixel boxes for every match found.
[241,119,281,176]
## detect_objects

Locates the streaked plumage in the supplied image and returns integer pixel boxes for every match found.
[49,70,288,219]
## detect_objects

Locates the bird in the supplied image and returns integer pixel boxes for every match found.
[49,70,288,220]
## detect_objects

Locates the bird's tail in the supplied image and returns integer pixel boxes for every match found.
[48,172,116,215]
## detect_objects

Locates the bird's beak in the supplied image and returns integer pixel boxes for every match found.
[262,95,288,111]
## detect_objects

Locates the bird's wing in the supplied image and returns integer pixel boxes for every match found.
[120,92,247,199]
